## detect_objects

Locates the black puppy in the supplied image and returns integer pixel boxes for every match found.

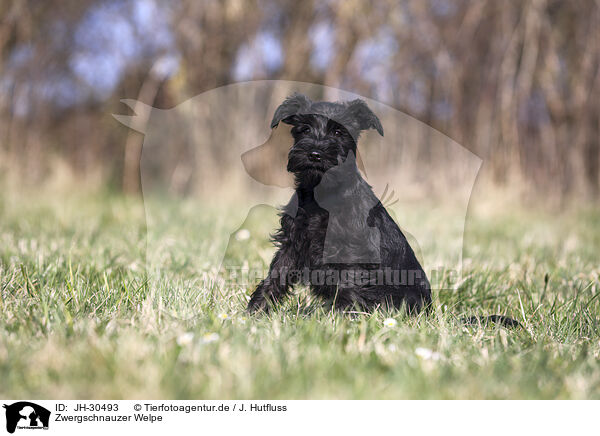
[247,93,431,314]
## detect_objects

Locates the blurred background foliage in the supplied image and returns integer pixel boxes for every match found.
[0,0,598,200]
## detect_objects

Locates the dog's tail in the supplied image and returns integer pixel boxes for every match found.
[462,315,521,328]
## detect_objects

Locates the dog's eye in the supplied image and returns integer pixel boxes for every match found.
[298,126,310,134]
[333,129,343,137]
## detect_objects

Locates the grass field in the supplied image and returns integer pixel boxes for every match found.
[1,190,599,399]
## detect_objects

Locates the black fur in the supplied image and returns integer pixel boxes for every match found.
[248,94,431,314]
[462,315,521,328]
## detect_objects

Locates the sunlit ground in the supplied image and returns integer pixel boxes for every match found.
[1,189,599,399]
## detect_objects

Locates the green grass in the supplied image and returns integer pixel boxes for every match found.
[1,191,599,399]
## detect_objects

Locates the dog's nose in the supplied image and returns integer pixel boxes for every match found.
[308,151,321,162]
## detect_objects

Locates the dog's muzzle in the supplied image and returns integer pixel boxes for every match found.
[308,151,322,162]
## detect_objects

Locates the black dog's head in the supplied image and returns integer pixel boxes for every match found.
[271,94,384,186]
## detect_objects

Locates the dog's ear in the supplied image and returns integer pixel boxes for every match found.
[270,93,312,128]
[345,99,384,136]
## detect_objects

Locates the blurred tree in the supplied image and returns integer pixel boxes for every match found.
[0,0,597,199]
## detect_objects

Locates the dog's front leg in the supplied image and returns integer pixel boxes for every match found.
[247,246,295,313]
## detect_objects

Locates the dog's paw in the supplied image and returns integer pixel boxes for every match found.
[247,294,270,315]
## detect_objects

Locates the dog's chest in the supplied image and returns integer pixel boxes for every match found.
[289,204,328,265]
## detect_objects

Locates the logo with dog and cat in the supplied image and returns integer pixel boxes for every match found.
[114,81,481,318]
[2,402,50,434]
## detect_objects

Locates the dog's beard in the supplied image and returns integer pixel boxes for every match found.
[287,150,333,172]
[287,150,331,188]
[292,167,326,189]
